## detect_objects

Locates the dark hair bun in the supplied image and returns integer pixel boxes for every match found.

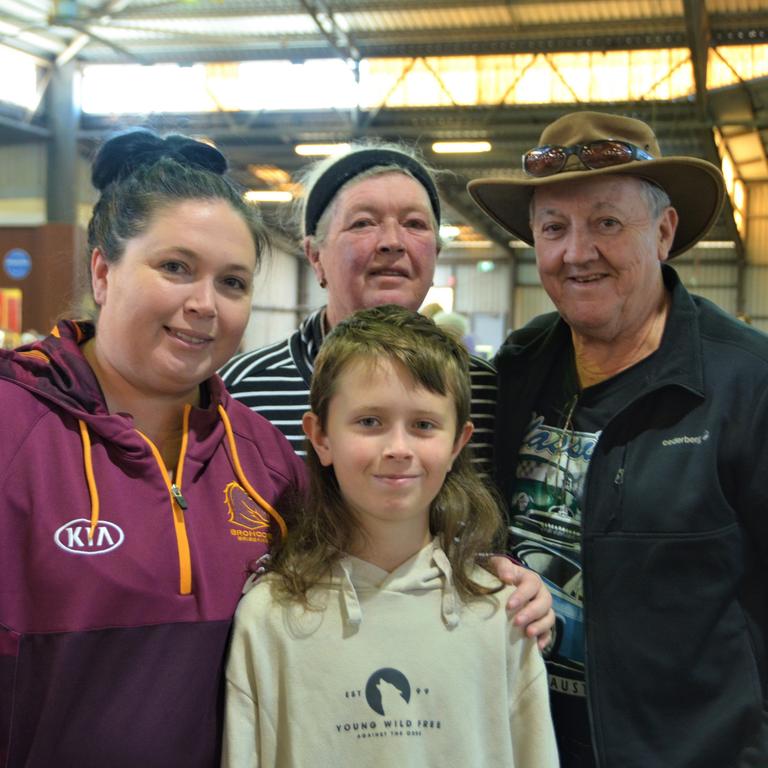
[91,129,228,190]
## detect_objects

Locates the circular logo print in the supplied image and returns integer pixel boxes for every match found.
[365,667,411,716]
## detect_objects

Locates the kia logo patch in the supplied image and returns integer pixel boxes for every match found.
[54,518,125,555]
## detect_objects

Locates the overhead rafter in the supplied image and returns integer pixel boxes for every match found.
[683,0,711,116]
[52,0,137,66]
[682,0,748,263]
[0,109,50,140]
[298,0,360,64]
[0,0,764,259]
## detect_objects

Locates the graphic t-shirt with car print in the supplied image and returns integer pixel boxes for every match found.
[507,351,657,768]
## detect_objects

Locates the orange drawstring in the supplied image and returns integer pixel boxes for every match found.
[78,420,100,542]
[175,405,191,490]
[76,402,286,595]
[19,350,50,363]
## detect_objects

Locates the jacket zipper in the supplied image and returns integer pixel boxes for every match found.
[170,484,189,510]
[135,405,193,596]
[581,409,640,765]
[581,433,600,766]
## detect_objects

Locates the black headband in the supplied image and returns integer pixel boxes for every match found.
[304,148,441,236]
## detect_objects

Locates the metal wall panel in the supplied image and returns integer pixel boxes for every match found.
[73,154,98,229]
[0,143,46,225]
[303,264,326,315]
[0,143,45,196]
[242,307,298,352]
[10,153,97,230]
[515,258,542,287]
[513,285,555,332]
[671,261,739,295]
[454,262,511,315]
[242,244,300,351]
[689,286,739,314]
[675,246,739,266]
[0,197,45,225]
[744,264,768,324]
[747,182,768,265]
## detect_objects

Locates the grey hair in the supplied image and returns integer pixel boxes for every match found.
[528,175,673,223]
[638,179,672,218]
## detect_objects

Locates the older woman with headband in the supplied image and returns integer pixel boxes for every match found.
[0,130,305,767]
[223,145,465,454]
[221,142,555,646]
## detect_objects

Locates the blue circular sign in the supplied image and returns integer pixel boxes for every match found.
[3,248,32,280]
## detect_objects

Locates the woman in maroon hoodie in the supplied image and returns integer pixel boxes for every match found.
[0,130,305,768]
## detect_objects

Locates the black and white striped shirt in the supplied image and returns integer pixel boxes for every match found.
[220,307,497,469]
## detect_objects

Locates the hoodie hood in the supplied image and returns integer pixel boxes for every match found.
[0,320,107,417]
[0,320,288,581]
[0,320,231,452]
[0,320,261,467]
[331,540,463,629]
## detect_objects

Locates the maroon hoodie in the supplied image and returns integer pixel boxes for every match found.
[0,321,306,767]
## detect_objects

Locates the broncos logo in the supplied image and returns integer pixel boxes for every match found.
[224,481,270,530]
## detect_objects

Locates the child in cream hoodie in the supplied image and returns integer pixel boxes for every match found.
[222,305,558,768]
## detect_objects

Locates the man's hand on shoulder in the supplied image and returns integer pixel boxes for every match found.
[490,555,554,651]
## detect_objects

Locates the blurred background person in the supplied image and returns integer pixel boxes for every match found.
[433,308,475,352]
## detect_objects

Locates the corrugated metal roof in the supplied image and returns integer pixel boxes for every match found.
[89,14,318,40]
[0,0,767,264]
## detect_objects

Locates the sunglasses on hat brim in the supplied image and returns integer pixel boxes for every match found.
[522,139,654,178]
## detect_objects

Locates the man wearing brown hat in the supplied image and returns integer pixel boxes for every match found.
[469,111,767,767]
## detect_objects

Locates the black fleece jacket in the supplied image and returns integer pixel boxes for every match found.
[495,266,768,768]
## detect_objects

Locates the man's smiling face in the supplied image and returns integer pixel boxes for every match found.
[531,174,677,344]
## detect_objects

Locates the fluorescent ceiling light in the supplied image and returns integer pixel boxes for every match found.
[432,141,491,154]
[248,164,292,185]
[694,240,736,249]
[446,239,493,248]
[245,190,293,203]
[295,143,351,156]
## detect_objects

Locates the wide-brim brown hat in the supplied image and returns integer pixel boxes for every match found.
[467,111,726,258]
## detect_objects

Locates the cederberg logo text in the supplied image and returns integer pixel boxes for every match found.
[54,518,125,555]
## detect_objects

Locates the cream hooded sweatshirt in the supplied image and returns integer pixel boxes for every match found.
[222,539,558,767]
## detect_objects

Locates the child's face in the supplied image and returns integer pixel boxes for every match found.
[304,358,472,544]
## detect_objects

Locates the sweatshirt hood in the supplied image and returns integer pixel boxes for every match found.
[0,320,233,450]
[333,539,461,629]
[0,320,107,418]
[0,320,288,561]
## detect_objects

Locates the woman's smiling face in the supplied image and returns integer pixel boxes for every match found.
[91,197,257,402]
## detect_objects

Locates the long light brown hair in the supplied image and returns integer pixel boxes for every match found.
[270,304,505,604]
